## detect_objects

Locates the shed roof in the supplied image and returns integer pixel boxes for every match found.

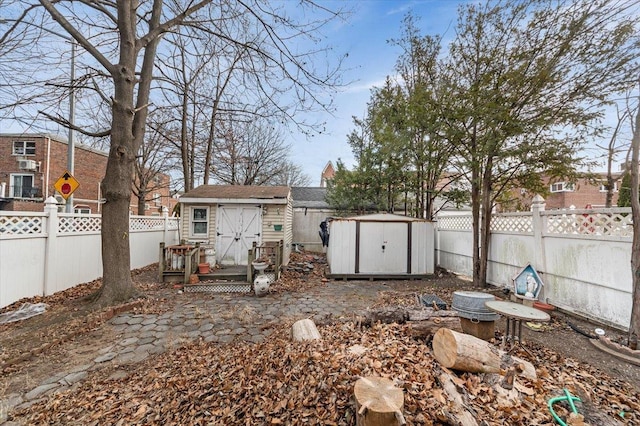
[291,187,330,208]
[179,185,290,204]
[335,213,430,222]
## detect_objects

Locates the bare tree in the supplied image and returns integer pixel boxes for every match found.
[1,0,346,306]
[598,100,631,207]
[210,118,294,185]
[133,110,180,215]
[270,162,312,187]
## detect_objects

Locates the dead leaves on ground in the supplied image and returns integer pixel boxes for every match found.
[11,322,640,425]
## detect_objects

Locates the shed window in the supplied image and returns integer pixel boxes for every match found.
[191,207,208,236]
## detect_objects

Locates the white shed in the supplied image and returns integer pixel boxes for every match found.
[178,185,292,266]
[326,213,434,279]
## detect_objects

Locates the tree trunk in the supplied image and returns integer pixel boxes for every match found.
[94,0,162,306]
[96,71,138,306]
[479,156,493,288]
[629,88,640,350]
[354,376,405,426]
[471,169,482,287]
[137,189,147,216]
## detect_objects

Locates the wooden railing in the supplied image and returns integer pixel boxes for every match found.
[159,242,200,283]
[248,240,283,282]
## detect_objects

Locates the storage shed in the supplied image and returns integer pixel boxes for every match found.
[178,185,292,266]
[327,213,434,279]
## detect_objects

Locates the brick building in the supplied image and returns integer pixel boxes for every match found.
[320,161,335,188]
[0,133,174,214]
[505,173,624,211]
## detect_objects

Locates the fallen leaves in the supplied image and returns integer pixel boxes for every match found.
[8,319,640,425]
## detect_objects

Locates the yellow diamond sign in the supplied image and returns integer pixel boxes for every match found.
[54,171,80,200]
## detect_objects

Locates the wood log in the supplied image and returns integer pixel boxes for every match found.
[410,317,462,338]
[433,328,536,379]
[408,308,459,321]
[357,307,458,327]
[433,328,502,374]
[437,369,478,426]
[357,307,409,326]
[291,319,321,341]
[354,376,405,426]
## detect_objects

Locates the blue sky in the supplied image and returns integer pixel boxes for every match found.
[290,0,469,185]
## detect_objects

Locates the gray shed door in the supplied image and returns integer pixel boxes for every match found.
[358,222,409,273]
[216,205,261,265]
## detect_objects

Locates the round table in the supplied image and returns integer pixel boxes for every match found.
[485,300,550,354]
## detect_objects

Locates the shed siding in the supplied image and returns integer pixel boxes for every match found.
[261,204,285,243]
[327,214,435,276]
[327,219,357,273]
[283,193,293,264]
[180,203,216,245]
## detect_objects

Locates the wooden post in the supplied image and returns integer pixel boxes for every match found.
[159,242,165,282]
[354,376,405,426]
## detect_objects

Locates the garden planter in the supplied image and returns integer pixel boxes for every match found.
[198,263,210,274]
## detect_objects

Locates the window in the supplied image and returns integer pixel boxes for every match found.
[153,193,162,206]
[191,207,208,236]
[74,205,91,214]
[598,181,617,192]
[12,141,36,156]
[550,182,574,193]
[10,174,35,198]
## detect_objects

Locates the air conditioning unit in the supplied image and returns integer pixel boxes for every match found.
[18,159,37,171]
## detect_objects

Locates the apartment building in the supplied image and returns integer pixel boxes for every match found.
[0,133,173,214]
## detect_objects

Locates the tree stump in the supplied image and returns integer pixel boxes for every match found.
[354,376,405,426]
[291,319,321,341]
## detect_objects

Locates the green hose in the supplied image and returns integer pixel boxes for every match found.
[548,389,581,425]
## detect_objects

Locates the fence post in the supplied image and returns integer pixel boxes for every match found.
[531,195,547,279]
[43,196,59,296]
[162,206,169,243]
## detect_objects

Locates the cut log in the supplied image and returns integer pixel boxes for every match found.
[357,307,409,326]
[433,328,502,374]
[433,328,536,379]
[291,319,321,341]
[408,308,459,321]
[357,307,458,327]
[354,376,405,426]
[410,317,462,338]
[437,369,478,426]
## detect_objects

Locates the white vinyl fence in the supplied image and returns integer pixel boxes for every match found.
[436,197,633,330]
[0,197,179,309]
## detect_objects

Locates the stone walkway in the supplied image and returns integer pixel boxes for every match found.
[1,281,393,423]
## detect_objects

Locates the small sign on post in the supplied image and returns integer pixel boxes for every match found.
[53,171,79,200]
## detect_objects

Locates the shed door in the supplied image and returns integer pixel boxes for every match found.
[216,205,261,265]
[358,222,408,274]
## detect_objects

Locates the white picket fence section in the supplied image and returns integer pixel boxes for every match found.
[0,198,179,309]
[436,197,633,330]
